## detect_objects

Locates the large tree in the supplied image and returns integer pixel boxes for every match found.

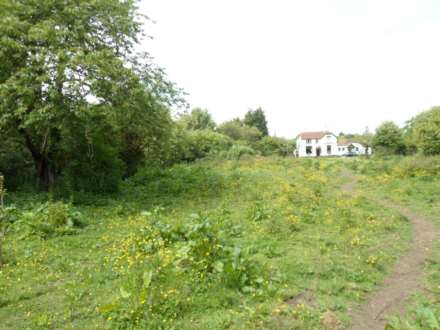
[0,0,179,189]
[406,106,440,155]
[243,107,269,136]
[178,108,216,131]
[372,121,406,155]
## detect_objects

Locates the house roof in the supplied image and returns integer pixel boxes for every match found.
[297,131,334,140]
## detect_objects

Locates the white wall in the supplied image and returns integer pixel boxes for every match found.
[296,136,372,157]
[297,134,338,157]
[337,143,372,156]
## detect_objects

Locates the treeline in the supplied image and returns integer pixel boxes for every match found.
[174,107,295,160]
[1,1,439,194]
[0,0,294,193]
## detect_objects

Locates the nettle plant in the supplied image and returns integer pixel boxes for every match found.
[102,210,282,328]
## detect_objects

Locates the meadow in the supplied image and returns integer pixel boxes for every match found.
[351,156,440,329]
[0,156,421,329]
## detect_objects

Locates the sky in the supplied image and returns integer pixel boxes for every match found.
[139,0,440,138]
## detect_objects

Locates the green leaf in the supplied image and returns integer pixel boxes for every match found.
[242,286,254,293]
[99,302,119,313]
[417,307,440,329]
[142,270,153,289]
[119,287,131,299]
[214,261,224,273]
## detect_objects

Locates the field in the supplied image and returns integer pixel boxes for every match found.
[1,156,439,329]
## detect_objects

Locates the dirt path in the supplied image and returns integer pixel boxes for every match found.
[341,170,438,330]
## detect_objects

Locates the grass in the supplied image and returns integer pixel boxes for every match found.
[0,157,412,329]
[352,156,440,329]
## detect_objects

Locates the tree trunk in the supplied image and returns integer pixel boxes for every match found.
[18,126,55,190]
[36,157,55,190]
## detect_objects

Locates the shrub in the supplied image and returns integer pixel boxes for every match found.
[23,201,83,238]
[103,209,281,327]
[247,201,269,222]
[217,246,269,293]
[0,137,35,190]
[126,163,226,198]
[217,120,262,144]
[170,129,233,162]
[393,156,440,178]
[222,144,256,160]
[255,136,295,156]
[59,142,125,194]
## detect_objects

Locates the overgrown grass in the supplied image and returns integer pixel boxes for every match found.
[0,157,411,329]
[351,155,440,329]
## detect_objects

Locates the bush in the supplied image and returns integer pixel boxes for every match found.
[220,144,256,160]
[255,136,295,156]
[169,129,233,163]
[59,142,125,194]
[217,120,262,144]
[0,135,35,190]
[393,156,440,178]
[102,209,281,328]
[23,201,83,238]
[126,163,226,198]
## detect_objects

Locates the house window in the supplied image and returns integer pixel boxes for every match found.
[315,139,319,143]
[327,145,332,155]
[306,146,312,155]
[306,139,311,144]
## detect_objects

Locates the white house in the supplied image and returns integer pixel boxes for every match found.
[296,131,338,157]
[337,142,371,156]
[295,131,371,157]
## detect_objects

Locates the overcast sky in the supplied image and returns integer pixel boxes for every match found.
[139,0,440,138]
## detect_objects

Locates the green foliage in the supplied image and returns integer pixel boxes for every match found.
[407,106,440,155]
[372,121,406,155]
[23,201,83,238]
[126,163,227,199]
[352,155,440,329]
[183,130,233,161]
[255,136,295,156]
[247,201,270,222]
[0,158,414,329]
[217,119,262,144]
[0,132,35,190]
[387,306,440,330]
[101,210,276,328]
[220,144,256,160]
[178,108,216,131]
[243,107,269,136]
[0,0,181,190]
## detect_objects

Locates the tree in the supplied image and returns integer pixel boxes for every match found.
[372,121,406,155]
[406,106,440,155]
[218,119,262,144]
[178,108,216,131]
[243,107,269,136]
[0,0,179,190]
